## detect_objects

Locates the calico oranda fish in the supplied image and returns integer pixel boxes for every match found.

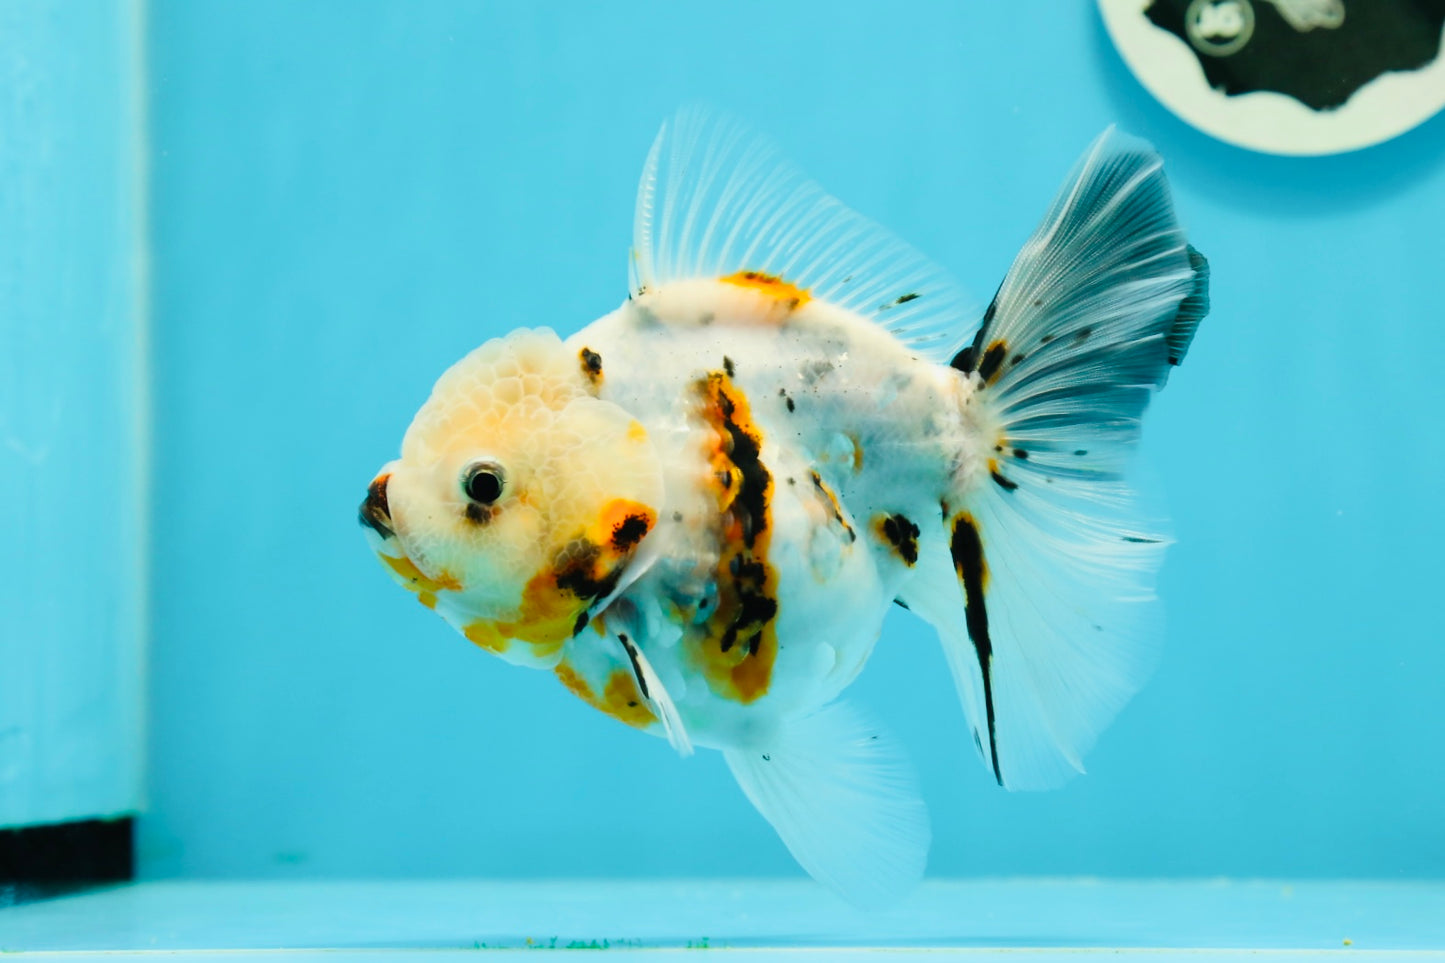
[358,110,1209,905]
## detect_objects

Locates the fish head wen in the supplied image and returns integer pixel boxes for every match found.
[358,327,664,668]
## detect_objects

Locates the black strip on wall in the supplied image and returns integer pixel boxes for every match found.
[0,817,134,889]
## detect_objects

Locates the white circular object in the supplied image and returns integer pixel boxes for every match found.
[1100,0,1445,155]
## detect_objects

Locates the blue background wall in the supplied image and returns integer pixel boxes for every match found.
[141,2,1445,878]
[0,0,146,830]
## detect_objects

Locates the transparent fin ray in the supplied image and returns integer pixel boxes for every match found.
[631,107,976,362]
[724,701,930,907]
[616,632,692,757]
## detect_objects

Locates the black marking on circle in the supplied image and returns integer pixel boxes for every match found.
[1145,0,1445,113]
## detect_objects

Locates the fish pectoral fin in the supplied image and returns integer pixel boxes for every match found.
[615,632,693,757]
[723,701,930,907]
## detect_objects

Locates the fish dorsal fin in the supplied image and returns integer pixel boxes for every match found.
[631,108,976,362]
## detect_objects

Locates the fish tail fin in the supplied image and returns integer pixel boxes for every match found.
[724,701,930,907]
[901,128,1210,791]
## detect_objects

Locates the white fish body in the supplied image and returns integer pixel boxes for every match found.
[360,111,1209,906]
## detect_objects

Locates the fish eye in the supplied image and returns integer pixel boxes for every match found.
[461,461,505,505]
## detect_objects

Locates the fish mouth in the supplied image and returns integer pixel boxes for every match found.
[358,472,396,541]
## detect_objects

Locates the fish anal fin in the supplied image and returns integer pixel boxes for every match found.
[724,701,930,907]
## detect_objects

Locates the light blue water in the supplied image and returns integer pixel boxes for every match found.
[39,0,1445,884]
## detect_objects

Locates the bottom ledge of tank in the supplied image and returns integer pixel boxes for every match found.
[2,878,1442,959]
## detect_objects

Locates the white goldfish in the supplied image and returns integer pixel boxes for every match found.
[359,110,1209,905]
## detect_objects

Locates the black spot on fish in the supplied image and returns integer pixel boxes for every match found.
[1032,298,1043,307]
[885,292,920,308]
[1122,536,1160,544]
[990,470,1018,492]
[672,511,684,523]
[554,538,621,602]
[719,577,777,655]
[1013,448,1028,460]
[950,283,1003,373]
[950,512,1002,786]
[878,513,920,566]
[1010,353,1026,366]
[579,347,603,383]
[1074,326,1092,343]
[465,502,494,525]
[702,372,779,670]
[1074,449,1088,457]
[358,474,394,538]
[723,356,736,378]
[1040,333,1055,344]
[617,633,651,700]
[610,513,651,551]
[978,341,1008,384]
[778,388,795,413]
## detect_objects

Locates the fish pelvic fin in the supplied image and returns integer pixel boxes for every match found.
[901,128,1209,791]
[724,701,930,907]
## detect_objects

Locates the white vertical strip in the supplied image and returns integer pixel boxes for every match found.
[0,0,148,829]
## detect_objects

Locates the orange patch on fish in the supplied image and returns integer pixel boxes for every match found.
[596,499,656,553]
[554,660,656,729]
[692,370,779,704]
[467,510,654,661]
[382,553,461,609]
[554,660,594,702]
[720,271,811,312]
[601,670,656,728]
[462,563,592,660]
[464,620,510,654]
